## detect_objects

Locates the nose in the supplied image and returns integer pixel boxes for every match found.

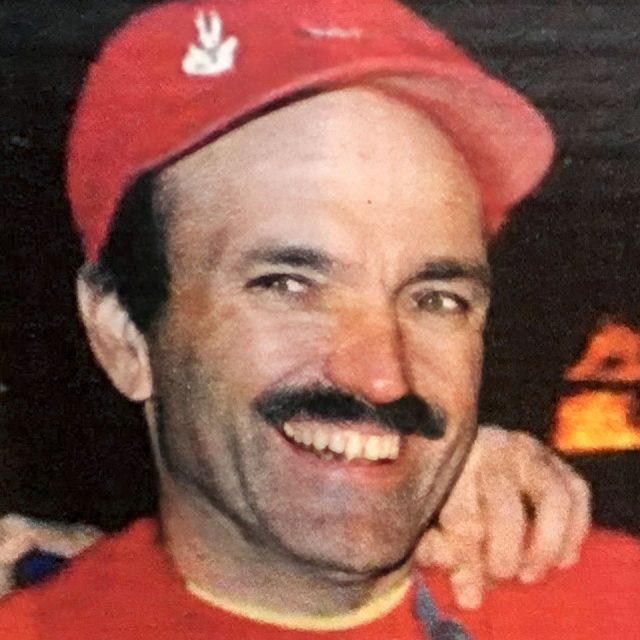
[324,306,411,405]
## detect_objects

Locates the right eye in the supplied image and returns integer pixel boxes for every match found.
[245,273,312,297]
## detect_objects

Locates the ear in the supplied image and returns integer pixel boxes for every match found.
[76,275,153,402]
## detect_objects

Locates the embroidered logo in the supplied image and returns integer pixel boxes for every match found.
[182,10,239,77]
[300,25,363,40]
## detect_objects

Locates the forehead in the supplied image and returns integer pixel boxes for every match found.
[159,86,484,265]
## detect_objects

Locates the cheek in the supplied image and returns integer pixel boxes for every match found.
[164,285,334,395]
[403,326,483,413]
[223,311,331,387]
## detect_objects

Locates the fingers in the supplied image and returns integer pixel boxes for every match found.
[428,457,490,609]
[0,514,101,563]
[549,455,590,569]
[479,469,526,581]
[0,515,37,563]
[415,527,454,568]
[0,564,14,598]
[415,426,592,610]
[460,427,529,582]
[449,560,485,610]
[416,526,488,610]
[27,524,101,558]
[516,435,568,583]
[0,514,102,598]
[511,434,586,583]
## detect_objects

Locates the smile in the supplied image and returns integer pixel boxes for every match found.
[282,422,401,462]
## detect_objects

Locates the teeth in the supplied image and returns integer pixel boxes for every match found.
[301,429,313,447]
[389,436,400,459]
[282,423,401,462]
[344,433,363,461]
[313,430,329,451]
[382,434,398,459]
[378,435,391,459]
[328,431,346,455]
[364,436,381,461]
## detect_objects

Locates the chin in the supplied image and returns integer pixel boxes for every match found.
[303,541,413,579]
[265,517,419,578]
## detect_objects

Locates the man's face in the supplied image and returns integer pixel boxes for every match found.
[149,86,489,575]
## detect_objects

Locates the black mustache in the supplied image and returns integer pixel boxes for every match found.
[253,386,446,439]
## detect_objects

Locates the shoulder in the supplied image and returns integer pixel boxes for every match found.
[579,526,640,561]
[554,528,640,606]
[426,528,640,640]
[546,528,640,602]
[0,518,167,639]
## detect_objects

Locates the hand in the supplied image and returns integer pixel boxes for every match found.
[0,514,101,596]
[415,425,591,609]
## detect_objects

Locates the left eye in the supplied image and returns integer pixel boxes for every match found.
[414,291,469,315]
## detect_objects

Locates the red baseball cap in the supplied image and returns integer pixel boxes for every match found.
[67,0,554,262]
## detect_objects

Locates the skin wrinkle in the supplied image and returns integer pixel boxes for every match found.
[128,85,489,616]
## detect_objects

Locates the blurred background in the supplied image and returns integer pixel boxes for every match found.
[1,1,639,534]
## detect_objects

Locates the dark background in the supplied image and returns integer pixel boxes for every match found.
[1,1,639,532]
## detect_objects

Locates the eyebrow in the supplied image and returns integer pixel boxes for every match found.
[241,246,490,292]
[407,259,492,293]
[241,245,334,272]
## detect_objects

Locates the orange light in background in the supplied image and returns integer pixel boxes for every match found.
[565,323,640,382]
[553,390,640,453]
[552,321,640,454]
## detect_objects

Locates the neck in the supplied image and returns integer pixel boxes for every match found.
[157,475,413,623]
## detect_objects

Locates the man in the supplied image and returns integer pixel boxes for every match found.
[0,1,637,638]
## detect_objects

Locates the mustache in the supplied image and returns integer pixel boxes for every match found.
[253,386,446,439]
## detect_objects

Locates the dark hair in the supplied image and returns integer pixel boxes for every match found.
[81,172,170,334]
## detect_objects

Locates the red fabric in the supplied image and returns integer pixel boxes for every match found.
[67,0,554,261]
[0,518,638,639]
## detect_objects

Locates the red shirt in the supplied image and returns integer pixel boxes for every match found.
[0,518,638,639]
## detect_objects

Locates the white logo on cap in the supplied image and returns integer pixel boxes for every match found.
[182,10,239,76]
[300,26,363,40]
